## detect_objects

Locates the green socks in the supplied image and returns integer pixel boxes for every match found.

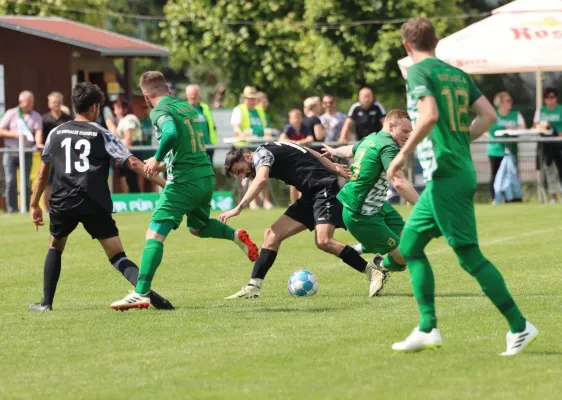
[197,219,235,241]
[136,239,164,295]
[400,228,437,333]
[382,254,406,271]
[455,245,526,333]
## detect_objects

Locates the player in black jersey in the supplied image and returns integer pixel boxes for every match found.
[28,82,173,311]
[220,142,386,298]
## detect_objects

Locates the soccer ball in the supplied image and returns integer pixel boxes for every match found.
[288,270,318,297]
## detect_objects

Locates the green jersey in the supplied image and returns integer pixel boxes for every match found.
[193,104,211,145]
[151,96,213,184]
[337,131,399,216]
[487,109,523,157]
[407,57,482,182]
[534,104,562,133]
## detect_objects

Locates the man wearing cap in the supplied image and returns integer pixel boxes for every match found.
[231,86,268,139]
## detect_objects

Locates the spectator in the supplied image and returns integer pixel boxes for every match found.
[41,91,73,211]
[534,87,562,202]
[103,101,118,133]
[320,95,346,142]
[114,100,142,193]
[0,90,42,212]
[281,109,314,203]
[303,96,326,142]
[280,109,314,145]
[339,87,386,144]
[231,86,273,210]
[231,86,267,139]
[487,91,525,202]
[186,84,218,163]
[256,91,272,130]
[213,85,226,109]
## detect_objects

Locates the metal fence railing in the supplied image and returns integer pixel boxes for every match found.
[1,136,562,213]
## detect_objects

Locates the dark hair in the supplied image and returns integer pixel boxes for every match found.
[544,87,557,98]
[72,82,105,113]
[224,146,249,178]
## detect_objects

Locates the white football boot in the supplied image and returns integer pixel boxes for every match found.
[110,291,151,311]
[225,284,261,299]
[365,257,389,297]
[501,321,538,356]
[392,327,443,352]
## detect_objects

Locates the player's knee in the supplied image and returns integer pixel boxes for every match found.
[263,227,281,247]
[189,228,200,237]
[145,230,165,242]
[315,237,333,253]
[399,229,420,258]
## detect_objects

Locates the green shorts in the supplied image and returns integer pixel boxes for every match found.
[343,202,405,255]
[151,175,215,230]
[404,171,478,248]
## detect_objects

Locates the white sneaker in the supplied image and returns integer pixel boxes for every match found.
[392,327,443,352]
[110,291,151,311]
[225,285,261,299]
[233,229,259,262]
[365,261,388,297]
[263,201,275,210]
[501,321,538,356]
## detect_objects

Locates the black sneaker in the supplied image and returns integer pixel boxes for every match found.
[29,302,52,312]
[148,290,175,310]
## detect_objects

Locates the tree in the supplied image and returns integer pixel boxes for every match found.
[162,0,468,113]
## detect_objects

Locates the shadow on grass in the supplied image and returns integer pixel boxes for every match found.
[382,293,483,298]
[527,351,562,356]
[230,307,339,313]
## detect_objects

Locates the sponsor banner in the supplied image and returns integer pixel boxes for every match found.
[112,191,235,213]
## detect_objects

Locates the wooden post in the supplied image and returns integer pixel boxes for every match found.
[124,57,133,105]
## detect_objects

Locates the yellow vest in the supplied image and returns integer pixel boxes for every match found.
[200,102,217,145]
[239,104,267,131]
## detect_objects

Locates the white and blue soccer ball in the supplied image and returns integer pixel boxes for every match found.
[288,270,318,297]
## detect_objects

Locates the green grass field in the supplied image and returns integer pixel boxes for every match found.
[1,204,561,399]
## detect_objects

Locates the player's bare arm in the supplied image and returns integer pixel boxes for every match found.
[0,129,20,139]
[469,96,498,142]
[387,96,438,180]
[391,168,418,205]
[218,166,270,223]
[322,144,354,159]
[30,161,52,231]
[307,147,351,179]
[126,156,166,188]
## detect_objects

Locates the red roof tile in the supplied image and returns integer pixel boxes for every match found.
[0,16,168,57]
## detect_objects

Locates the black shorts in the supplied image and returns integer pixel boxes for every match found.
[50,199,118,240]
[284,181,345,231]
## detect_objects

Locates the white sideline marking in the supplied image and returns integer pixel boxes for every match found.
[427,226,562,257]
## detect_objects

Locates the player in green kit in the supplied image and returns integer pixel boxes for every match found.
[387,18,537,355]
[322,110,419,296]
[111,71,258,310]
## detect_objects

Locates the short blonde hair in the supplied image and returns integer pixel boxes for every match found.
[493,91,511,108]
[303,96,321,110]
[140,71,168,96]
[385,109,411,123]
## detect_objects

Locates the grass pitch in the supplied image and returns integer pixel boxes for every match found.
[1,204,561,399]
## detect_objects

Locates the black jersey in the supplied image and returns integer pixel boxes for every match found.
[41,120,132,214]
[252,142,336,194]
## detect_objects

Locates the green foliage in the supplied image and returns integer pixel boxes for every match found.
[162,0,467,112]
